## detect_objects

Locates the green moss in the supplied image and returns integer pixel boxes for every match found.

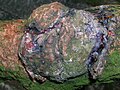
[0,66,32,89]
[0,65,89,90]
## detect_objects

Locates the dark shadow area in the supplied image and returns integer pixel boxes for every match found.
[0,80,26,90]
[0,0,53,20]
[0,0,120,20]
[76,79,120,90]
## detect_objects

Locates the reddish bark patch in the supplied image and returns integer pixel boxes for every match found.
[0,20,24,69]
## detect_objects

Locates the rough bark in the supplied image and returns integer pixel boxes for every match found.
[0,20,26,73]
[0,2,120,83]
